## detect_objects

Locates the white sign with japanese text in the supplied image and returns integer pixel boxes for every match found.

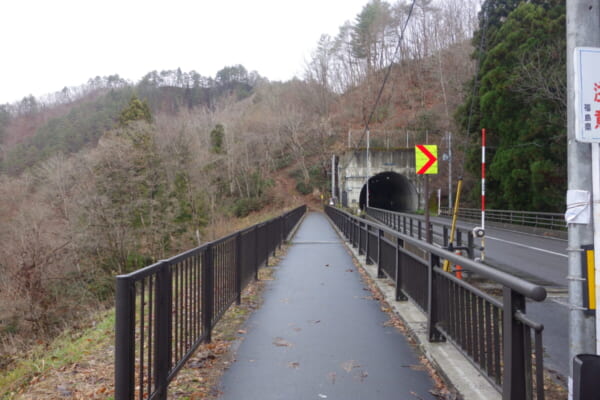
[574,47,600,142]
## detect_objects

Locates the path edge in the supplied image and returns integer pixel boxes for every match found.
[325,211,501,400]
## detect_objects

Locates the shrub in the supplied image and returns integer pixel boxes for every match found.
[232,197,263,218]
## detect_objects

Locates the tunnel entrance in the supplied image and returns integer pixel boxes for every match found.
[359,171,418,212]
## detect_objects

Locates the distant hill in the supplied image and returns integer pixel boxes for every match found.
[0,66,260,175]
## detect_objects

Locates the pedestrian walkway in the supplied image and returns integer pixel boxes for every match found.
[218,212,438,400]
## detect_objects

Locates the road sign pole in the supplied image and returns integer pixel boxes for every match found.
[415,144,438,242]
[567,2,600,398]
[425,175,431,243]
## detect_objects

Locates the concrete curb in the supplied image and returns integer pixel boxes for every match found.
[327,215,501,400]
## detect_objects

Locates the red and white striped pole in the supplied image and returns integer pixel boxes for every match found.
[481,128,486,261]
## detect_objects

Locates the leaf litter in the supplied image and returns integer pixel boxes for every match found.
[348,250,459,399]
[4,258,278,400]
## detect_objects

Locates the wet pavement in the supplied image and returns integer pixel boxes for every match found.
[218,212,438,400]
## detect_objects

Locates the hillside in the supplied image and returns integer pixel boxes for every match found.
[10,1,577,395]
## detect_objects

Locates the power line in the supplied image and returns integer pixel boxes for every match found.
[361,0,417,141]
[340,0,418,174]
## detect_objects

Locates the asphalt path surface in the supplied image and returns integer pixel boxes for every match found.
[219,212,439,400]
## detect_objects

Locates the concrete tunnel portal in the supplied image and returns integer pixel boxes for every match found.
[358,171,418,212]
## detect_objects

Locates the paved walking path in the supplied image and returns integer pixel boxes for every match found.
[218,212,438,400]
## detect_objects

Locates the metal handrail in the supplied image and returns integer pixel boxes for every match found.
[325,205,546,400]
[115,205,306,400]
[366,207,476,259]
[439,207,565,231]
[365,207,544,300]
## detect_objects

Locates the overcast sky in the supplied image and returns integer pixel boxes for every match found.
[0,0,368,105]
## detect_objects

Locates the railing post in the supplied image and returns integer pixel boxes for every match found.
[418,220,422,240]
[235,233,242,305]
[278,216,283,251]
[154,262,172,400]
[502,287,527,400]
[264,224,269,267]
[202,245,214,343]
[358,221,364,255]
[427,222,433,243]
[443,226,449,247]
[115,276,135,400]
[468,232,475,260]
[365,224,372,264]
[377,228,384,278]
[427,254,445,342]
[254,226,259,280]
[345,215,350,240]
[395,237,407,301]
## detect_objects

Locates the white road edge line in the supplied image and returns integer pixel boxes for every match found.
[487,236,568,258]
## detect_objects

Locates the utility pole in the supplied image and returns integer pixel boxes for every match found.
[331,154,336,204]
[366,129,370,209]
[447,131,453,211]
[567,1,600,398]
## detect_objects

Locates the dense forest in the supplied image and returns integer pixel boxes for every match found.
[0,0,566,370]
[457,0,566,211]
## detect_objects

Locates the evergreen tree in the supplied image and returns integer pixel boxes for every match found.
[0,105,10,144]
[456,0,566,212]
[118,95,152,127]
[210,124,225,154]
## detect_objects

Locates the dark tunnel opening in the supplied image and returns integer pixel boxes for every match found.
[359,171,418,212]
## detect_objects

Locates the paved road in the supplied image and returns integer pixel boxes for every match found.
[374,212,571,380]
[429,216,568,287]
[433,216,570,379]
[219,212,439,400]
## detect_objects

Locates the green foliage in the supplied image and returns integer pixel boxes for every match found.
[457,0,566,212]
[172,171,209,230]
[295,181,312,195]
[118,95,152,126]
[2,88,135,175]
[232,197,263,218]
[0,67,260,176]
[210,124,226,154]
[216,65,253,100]
[351,0,392,68]
[0,310,115,398]
[290,164,328,195]
[0,105,10,144]
[274,153,292,170]
[228,169,273,217]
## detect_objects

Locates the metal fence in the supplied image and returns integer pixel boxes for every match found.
[366,207,475,259]
[439,207,565,232]
[114,205,306,400]
[326,206,546,400]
